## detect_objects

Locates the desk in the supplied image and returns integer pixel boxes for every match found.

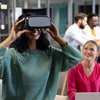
[55,95,70,100]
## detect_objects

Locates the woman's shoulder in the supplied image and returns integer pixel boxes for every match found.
[7,47,19,56]
[94,62,100,74]
[95,62,100,68]
[7,47,16,52]
[46,46,61,52]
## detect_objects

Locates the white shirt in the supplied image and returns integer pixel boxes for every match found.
[82,25,100,39]
[63,23,89,48]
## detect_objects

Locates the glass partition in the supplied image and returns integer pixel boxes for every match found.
[0,0,10,42]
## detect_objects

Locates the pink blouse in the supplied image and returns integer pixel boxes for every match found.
[67,62,100,100]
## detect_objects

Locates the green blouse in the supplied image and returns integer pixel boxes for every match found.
[0,43,83,100]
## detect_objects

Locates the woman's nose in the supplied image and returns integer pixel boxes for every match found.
[86,49,90,53]
[33,29,38,32]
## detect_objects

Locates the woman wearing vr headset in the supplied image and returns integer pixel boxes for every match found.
[0,13,82,100]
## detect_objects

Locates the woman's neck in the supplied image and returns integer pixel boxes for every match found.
[82,60,94,69]
[28,40,37,51]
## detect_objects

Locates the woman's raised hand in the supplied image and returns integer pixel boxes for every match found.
[0,18,29,47]
[10,18,29,41]
[45,23,68,46]
[45,23,60,41]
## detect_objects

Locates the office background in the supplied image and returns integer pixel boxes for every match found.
[0,0,99,99]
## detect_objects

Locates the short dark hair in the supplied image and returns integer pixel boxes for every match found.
[74,12,87,23]
[87,13,98,24]
[83,40,100,52]
[9,13,50,53]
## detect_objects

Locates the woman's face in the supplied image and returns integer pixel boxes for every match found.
[25,29,41,41]
[82,42,99,61]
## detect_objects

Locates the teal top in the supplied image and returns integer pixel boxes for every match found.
[0,43,83,100]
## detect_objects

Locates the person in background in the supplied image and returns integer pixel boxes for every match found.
[82,13,100,40]
[67,40,100,100]
[0,13,83,100]
[82,13,100,63]
[63,12,89,49]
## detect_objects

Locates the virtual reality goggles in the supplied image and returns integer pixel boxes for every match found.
[19,15,51,31]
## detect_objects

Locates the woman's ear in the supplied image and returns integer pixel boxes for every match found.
[96,52,100,58]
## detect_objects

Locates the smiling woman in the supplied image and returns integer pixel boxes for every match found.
[67,40,100,100]
[9,13,50,52]
[82,40,99,62]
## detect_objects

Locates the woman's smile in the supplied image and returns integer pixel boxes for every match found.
[25,29,41,40]
[30,32,39,35]
[85,54,91,57]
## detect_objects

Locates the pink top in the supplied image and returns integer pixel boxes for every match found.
[67,62,100,100]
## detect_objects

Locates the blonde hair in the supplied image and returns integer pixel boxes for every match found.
[83,40,100,52]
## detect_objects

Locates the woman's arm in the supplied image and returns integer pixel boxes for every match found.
[67,68,77,100]
[0,18,29,78]
[46,23,83,71]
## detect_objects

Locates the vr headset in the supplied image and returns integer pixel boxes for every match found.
[19,15,51,31]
